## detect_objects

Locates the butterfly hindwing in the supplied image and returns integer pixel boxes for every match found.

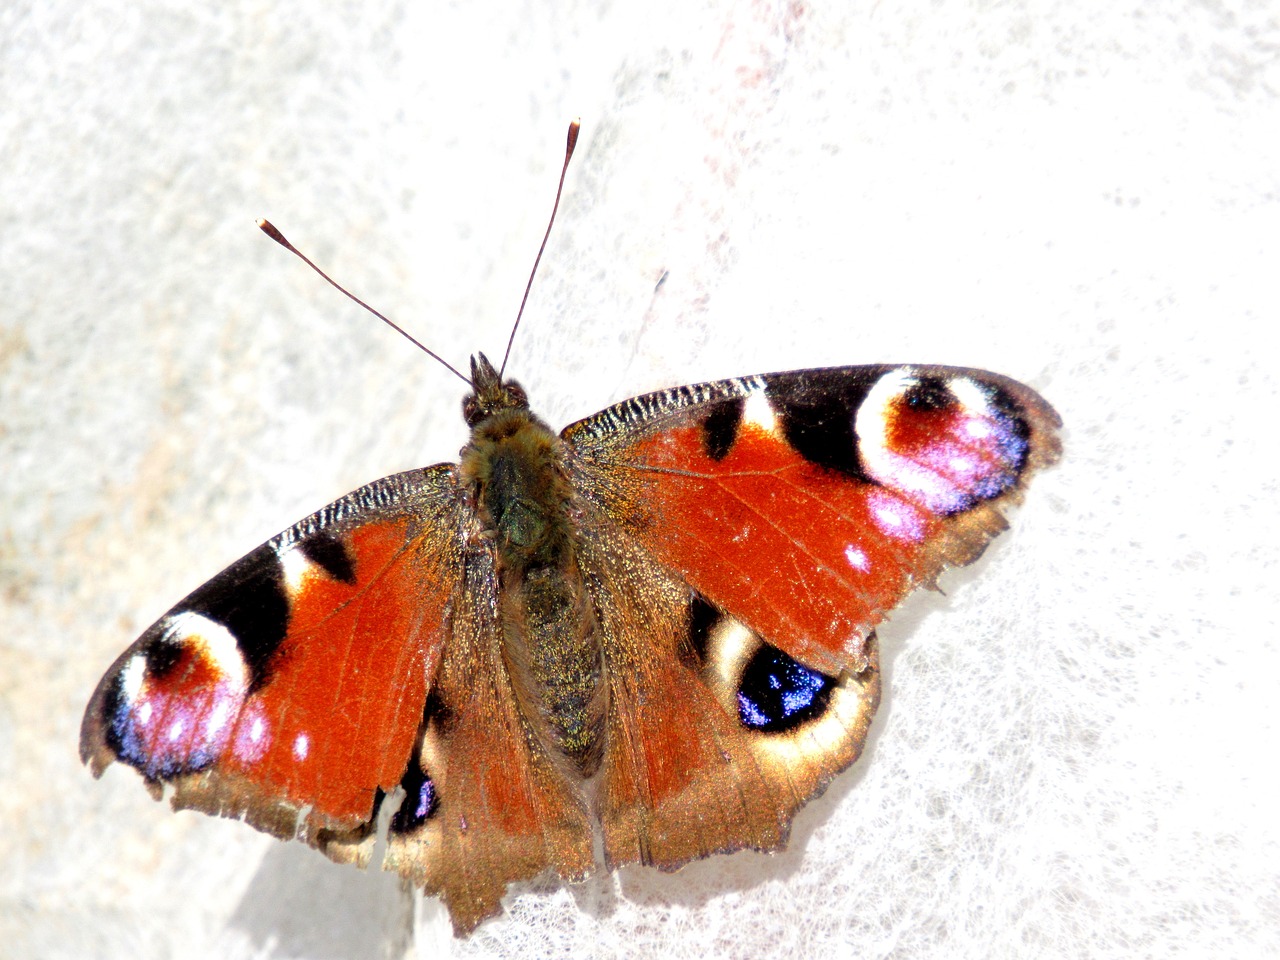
[382,540,594,934]
[578,512,882,869]
[563,363,1058,868]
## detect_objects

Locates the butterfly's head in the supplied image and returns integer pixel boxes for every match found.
[463,353,530,427]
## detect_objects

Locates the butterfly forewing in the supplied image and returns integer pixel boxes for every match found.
[80,466,463,852]
[563,364,1061,676]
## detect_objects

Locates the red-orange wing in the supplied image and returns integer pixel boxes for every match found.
[566,364,1058,872]
[564,364,1061,676]
[81,466,461,859]
[82,462,594,933]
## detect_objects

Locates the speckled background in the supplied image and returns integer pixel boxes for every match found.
[3,2,1278,957]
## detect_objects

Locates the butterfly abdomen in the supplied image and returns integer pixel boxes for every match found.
[462,405,606,775]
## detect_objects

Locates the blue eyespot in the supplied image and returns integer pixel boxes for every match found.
[391,760,437,833]
[737,647,835,732]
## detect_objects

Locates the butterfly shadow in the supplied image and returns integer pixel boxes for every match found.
[228,841,412,959]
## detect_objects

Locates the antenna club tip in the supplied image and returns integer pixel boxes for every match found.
[566,120,581,156]
[258,219,288,246]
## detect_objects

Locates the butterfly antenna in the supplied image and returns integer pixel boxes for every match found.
[257,219,473,387]
[498,119,581,379]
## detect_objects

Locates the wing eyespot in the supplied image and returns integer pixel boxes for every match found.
[737,646,837,732]
[390,699,447,837]
[693,597,856,735]
[391,756,438,834]
[682,592,720,668]
[856,369,1036,516]
[685,595,879,785]
[103,612,252,781]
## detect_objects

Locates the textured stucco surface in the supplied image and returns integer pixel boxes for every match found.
[3,2,1278,957]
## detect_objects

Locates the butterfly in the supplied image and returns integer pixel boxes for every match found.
[81,124,1061,935]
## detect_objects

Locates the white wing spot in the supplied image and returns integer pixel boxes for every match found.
[119,654,147,707]
[293,732,310,761]
[205,700,233,738]
[277,546,316,597]
[231,704,271,764]
[965,417,992,439]
[947,376,990,415]
[844,544,870,572]
[875,504,902,529]
[742,390,779,434]
[856,369,918,455]
[869,491,926,542]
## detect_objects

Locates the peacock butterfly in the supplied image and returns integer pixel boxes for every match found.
[81,122,1061,934]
